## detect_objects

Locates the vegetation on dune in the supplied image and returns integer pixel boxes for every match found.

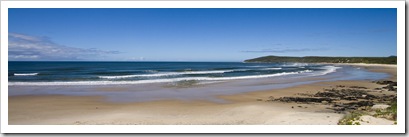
[338,97,397,125]
[373,97,397,121]
[338,111,365,125]
[244,55,397,64]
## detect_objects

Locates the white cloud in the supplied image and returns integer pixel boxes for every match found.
[8,33,120,61]
[9,33,42,42]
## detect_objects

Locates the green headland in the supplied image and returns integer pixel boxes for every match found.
[244,55,397,64]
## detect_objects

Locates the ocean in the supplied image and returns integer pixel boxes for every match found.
[8,61,389,102]
[9,61,339,85]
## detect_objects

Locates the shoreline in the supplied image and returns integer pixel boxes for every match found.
[8,63,397,125]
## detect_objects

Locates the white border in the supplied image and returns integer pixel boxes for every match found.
[0,1,405,8]
[1,0,405,133]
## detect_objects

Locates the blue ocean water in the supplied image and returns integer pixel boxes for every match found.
[8,61,338,86]
[8,61,390,102]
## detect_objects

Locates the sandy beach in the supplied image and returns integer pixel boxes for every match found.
[8,64,397,125]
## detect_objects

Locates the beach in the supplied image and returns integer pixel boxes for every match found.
[8,63,397,125]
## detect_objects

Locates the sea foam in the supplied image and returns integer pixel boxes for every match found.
[13,73,38,76]
[261,67,282,70]
[282,63,309,67]
[313,66,341,76]
[98,70,236,79]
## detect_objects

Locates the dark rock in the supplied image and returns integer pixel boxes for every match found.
[343,96,358,101]
[375,80,397,91]
[345,101,374,107]
[315,88,377,100]
[274,97,333,103]
[376,80,396,85]
[336,85,345,88]
[349,86,368,89]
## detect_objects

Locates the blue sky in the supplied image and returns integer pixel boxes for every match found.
[8,8,397,61]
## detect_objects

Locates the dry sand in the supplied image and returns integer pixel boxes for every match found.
[8,64,397,125]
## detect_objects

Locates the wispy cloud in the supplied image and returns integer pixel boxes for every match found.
[8,33,120,61]
[242,47,328,53]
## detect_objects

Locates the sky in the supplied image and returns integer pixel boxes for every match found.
[8,8,397,62]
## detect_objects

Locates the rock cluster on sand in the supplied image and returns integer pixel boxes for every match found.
[374,80,397,91]
[267,81,397,114]
[271,97,333,104]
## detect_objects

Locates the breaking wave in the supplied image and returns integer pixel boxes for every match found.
[13,73,38,76]
[9,70,313,86]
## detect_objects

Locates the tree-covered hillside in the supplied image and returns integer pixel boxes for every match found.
[244,56,397,64]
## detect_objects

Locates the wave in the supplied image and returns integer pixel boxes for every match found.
[312,66,341,76]
[143,70,158,73]
[207,70,312,80]
[261,67,282,70]
[9,70,312,86]
[13,73,38,76]
[244,66,266,68]
[231,69,250,72]
[282,63,309,67]
[98,70,235,79]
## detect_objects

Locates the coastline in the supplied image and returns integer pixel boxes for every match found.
[337,63,396,81]
[8,63,397,125]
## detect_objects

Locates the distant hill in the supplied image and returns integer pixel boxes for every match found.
[244,55,397,64]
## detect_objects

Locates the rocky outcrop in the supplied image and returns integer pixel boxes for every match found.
[267,81,397,114]
[375,80,397,91]
[271,97,333,103]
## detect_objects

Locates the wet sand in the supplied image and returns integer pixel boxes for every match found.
[8,64,396,125]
